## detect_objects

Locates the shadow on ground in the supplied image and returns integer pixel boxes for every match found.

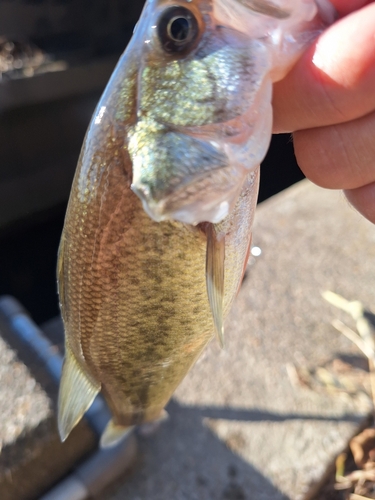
[101,398,363,500]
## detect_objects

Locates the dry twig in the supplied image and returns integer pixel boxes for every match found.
[322,292,375,499]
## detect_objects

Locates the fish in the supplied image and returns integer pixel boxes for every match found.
[57,0,335,447]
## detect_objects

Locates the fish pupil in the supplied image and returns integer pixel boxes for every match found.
[157,6,200,54]
[168,17,189,41]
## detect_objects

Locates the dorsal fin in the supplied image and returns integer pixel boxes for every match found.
[206,223,225,349]
[58,343,101,442]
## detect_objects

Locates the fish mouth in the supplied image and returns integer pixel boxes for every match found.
[131,164,245,225]
[130,130,247,225]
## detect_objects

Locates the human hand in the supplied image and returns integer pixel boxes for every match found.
[272,0,375,223]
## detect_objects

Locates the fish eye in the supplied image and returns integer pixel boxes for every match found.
[157,6,200,54]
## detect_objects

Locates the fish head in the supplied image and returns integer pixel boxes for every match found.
[123,0,332,225]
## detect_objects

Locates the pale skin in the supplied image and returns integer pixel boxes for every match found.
[272,0,375,224]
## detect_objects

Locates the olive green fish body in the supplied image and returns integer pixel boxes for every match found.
[58,0,333,444]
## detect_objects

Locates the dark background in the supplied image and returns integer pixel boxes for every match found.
[0,0,304,324]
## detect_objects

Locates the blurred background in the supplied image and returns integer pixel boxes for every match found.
[0,0,304,325]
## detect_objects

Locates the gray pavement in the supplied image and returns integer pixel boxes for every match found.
[0,305,97,500]
[102,180,375,500]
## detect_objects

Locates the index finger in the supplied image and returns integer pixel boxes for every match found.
[272,1,375,133]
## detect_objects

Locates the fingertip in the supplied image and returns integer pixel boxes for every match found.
[272,45,318,134]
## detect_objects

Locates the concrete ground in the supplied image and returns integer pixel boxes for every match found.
[0,303,97,500]
[101,180,375,500]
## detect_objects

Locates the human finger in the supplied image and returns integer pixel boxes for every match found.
[292,109,375,189]
[344,182,375,224]
[272,2,375,133]
[328,0,370,16]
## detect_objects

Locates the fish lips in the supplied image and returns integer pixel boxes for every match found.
[131,165,245,225]
[130,131,246,225]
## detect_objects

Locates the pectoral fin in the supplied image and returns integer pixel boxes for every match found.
[100,420,134,448]
[57,237,66,316]
[58,343,101,442]
[206,223,225,349]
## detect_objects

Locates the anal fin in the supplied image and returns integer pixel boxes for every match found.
[58,343,100,442]
[206,223,225,348]
[100,419,134,448]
